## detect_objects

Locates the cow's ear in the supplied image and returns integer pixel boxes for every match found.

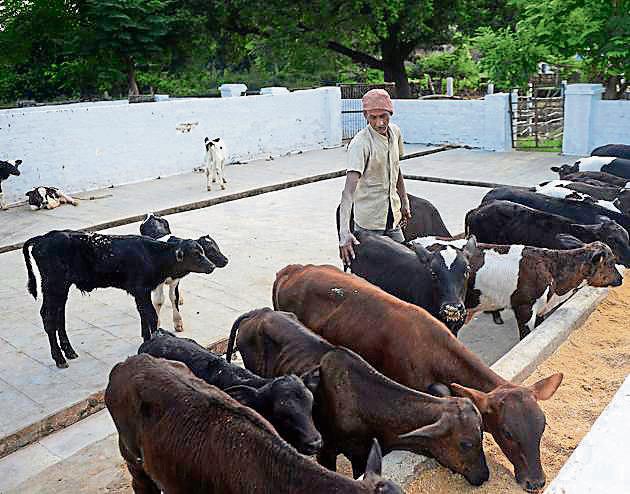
[550,166,560,173]
[204,137,209,143]
[213,137,220,142]
[555,234,585,249]
[398,415,449,441]
[300,367,320,394]
[224,385,262,408]
[364,439,383,477]
[591,249,606,265]
[412,244,432,264]
[175,248,184,262]
[530,373,563,401]
[464,235,477,256]
[15,160,22,167]
[451,383,490,413]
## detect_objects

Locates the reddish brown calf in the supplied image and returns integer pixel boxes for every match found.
[274,264,563,492]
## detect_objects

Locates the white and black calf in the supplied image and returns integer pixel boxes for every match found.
[348,230,476,335]
[413,237,622,339]
[204,137,227,191]
[25,186,79,210]
[0,159,22,210]
[22,230,215,368]
[535,180,630,216]
[552,157,630,180]
[482,187,630,233]
[466,200,630,267]
[591,144,630,160]
[140,213,228,331]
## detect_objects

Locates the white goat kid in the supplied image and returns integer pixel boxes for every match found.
[204,137,227,191]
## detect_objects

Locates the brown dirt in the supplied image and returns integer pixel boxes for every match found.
[406,282,630,493]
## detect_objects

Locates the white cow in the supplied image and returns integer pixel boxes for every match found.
[204,137,227,191]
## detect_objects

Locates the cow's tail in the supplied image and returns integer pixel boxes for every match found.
[226,310,259,363]
[22,236,42,299]
[272,264,304,310]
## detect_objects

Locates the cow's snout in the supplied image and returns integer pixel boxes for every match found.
[524,478,545,492]
[439,303,466,322]
[301,437,323,456]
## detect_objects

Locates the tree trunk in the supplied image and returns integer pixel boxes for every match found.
[126,57,140,96]
[603,75,625,100]
[380,34,413,99]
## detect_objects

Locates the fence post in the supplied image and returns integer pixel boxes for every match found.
[562,84,604,155]
[446,77,454,97]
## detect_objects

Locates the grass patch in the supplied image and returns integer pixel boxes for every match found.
[515,136,562,153]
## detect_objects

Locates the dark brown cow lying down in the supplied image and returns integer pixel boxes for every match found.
[226,308,489,485]
[105,354,403,494]
[273,264,563,493]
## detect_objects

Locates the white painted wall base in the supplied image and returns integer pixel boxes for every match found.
[562,84,630,155]
[392,93,512,152]
[545,375,630,493]
[0,87,342,203]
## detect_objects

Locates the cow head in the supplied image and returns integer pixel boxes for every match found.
[395,396,489,486]
[412,236,477,335]
[550,164,579,178]
[357,439,405,494]
[204,136,224,152]
[581,241,623,287]
[175,240,215,274]
[572,217,630,267]
[451,373,563,492]
[225,372,322,456]
[140,213,171,239]
[196,234,229,268]
[0,159,22,180]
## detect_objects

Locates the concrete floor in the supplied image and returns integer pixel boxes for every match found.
[0,145,579,491]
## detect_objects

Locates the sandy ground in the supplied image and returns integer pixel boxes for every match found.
[406,281,630,493]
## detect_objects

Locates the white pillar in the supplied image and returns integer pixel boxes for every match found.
[219,83,248,97]
[562,83,604,155]
[320,87,342,148]
[487,83,494,95]
[446,77,454,97]
[483,93,512,151]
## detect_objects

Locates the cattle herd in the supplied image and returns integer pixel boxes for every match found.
[13,142,630,493]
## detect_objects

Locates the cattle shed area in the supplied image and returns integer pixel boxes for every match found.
[0,145,628,492]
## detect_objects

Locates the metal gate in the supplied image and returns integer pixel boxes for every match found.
[339,83,396,140]
[510,76,565,151]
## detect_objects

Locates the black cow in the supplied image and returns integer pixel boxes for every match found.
[551,157,630,179]
[482,187,630,232]
[552,170,629,188]
[535,180,630,216]
[466,200,630,267]
[349,230,476,335]
[22,230,215,368]
[591,144,630,160]
[138,330,322,455]
[335,194,451,243]
[0,159,22,210]
[139,213,228,331]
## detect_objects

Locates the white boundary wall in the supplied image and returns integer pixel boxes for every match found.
[393,93,512,152]
[0,87,342,203]
[562,83,630,155]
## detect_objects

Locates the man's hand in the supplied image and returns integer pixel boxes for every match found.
[400,204,412,228]
[339,230,360,267]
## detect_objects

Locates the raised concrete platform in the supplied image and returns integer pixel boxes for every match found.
[545,375,630,493]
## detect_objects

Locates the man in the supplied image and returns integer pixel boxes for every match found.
[338,89,411,265]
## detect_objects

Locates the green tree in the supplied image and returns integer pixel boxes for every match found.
[84,0,172,95]
[474,0,630,98]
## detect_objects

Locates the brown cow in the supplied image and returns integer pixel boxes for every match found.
[226,308,489,485]
[105,354,403,494]
[273,264,563,492]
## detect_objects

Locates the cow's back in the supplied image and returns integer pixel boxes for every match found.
[273,264,451,388]
[592,144,630,160]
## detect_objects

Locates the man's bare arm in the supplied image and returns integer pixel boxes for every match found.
[339,171,361,265]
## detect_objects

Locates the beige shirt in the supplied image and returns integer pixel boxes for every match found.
[347,123,404,230]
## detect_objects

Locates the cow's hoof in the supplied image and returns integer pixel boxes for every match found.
[220,185,226,190]
[178,296,184,305]
[56,361,69,369]
[222,178,228,183]
[174,321,184,332]
[207,187,212,192]
[64,349,79,359]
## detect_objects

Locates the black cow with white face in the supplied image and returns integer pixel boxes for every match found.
[552,156,630,180]
[348,230,476,335]
[140,213,228,331]
[22,230,216,368]
[25,186,79,210]
[0,159,22,210]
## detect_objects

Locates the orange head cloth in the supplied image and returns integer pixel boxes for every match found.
[362,89,394,115]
